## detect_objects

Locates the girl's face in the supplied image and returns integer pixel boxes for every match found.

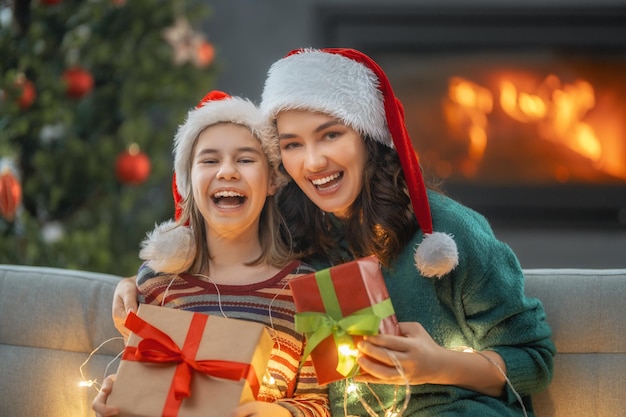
[276,110,367,219]
[190,123,275,237]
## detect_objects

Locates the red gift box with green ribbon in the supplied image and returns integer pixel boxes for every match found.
[289,255,400,385]
[108,304,272,417]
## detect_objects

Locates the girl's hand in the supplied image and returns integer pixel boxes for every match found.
[229,401,291,417]
[92,374,120,417]
[354,322,446,385]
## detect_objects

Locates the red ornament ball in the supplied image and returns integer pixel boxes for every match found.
[195,41,215,68]
[63,66,94,99]
[115,144,151,185]
[17,78,36,110]
[0,169,22,221]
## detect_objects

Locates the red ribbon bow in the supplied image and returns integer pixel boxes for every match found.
[123,311,261,416]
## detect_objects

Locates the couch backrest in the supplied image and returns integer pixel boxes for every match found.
[0,265,124,417]
[524,269,626,417]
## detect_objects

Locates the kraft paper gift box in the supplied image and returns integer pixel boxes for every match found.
[108,304,272,417]
[288,255,400,385]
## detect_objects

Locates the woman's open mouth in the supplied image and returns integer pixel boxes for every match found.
[310,172,343,191]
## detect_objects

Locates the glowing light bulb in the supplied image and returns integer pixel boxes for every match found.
[338,343,359,358]
[346,382,358,394]
[79,380,95,388]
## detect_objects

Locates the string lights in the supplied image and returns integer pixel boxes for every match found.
[78,337,124,392]
[343,349,411,417]
[164,273,288,394]
[450,346,528,417]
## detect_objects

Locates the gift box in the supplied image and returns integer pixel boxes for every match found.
[289,255,400,385]
[108,304,272,417]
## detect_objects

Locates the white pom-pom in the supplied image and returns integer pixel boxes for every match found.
[139,220,195,274]
[414,232,459,278]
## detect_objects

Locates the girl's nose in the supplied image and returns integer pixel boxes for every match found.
[217,160,239,180]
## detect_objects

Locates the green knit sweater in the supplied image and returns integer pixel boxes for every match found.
[309,191,556,417]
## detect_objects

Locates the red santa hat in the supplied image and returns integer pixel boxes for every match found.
[261,48,458,277]
[140,90,277,273]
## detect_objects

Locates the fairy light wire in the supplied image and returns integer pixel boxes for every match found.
[190,273,291,392]
[343,348,411,417]
[451,346,528,417]
[78,337,125,392]
[343,345,528,417]
[81,269,292,395]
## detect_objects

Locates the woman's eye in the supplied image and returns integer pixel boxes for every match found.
[281,141,302,150]
[325,131,341,140]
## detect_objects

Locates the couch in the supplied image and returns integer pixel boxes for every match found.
[0,264,624,417]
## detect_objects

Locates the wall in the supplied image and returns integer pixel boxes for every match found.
[203,0,626,269]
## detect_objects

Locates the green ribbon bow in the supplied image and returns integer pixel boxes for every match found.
[294,268,395,377]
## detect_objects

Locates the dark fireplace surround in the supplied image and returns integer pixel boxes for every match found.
[314,5,626,228]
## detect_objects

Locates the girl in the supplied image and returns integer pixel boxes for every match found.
[94,91,329,417]
[258,48,555,417]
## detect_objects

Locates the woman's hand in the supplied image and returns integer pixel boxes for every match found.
[354,322,446,385]
[229,401,291,417]
[92,374,120,417]
[355,322,507,397]
[112,276,138,339]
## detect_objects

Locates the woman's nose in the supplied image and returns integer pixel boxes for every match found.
[304,147,327,172]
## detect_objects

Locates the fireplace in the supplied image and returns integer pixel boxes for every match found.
[315,5,626,227]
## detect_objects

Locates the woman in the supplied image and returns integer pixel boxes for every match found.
[94,90,329,417]
[258,48,555,417]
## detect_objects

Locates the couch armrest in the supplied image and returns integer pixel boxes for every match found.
[0,265,126,417]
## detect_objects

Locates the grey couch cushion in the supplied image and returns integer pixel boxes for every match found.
[0,265,124,417]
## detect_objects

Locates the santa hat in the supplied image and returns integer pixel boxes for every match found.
[261,48,458,278]
[139,90,276,274]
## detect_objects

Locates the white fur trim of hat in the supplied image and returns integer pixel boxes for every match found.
[261,48,392,147]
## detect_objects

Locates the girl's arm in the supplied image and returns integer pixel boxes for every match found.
[275,355,331,417]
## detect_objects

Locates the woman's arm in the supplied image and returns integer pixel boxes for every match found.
[112,276,138,339]
[355,322,507,397]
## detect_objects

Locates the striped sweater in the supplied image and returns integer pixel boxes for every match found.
[136,260,330,417]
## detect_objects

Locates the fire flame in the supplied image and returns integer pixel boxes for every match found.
[444,72,625,181]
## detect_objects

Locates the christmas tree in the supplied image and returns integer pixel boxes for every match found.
[0,0,217,276]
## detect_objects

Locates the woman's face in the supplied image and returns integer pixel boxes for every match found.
[276,110,367,219]
[190,123,274,237]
